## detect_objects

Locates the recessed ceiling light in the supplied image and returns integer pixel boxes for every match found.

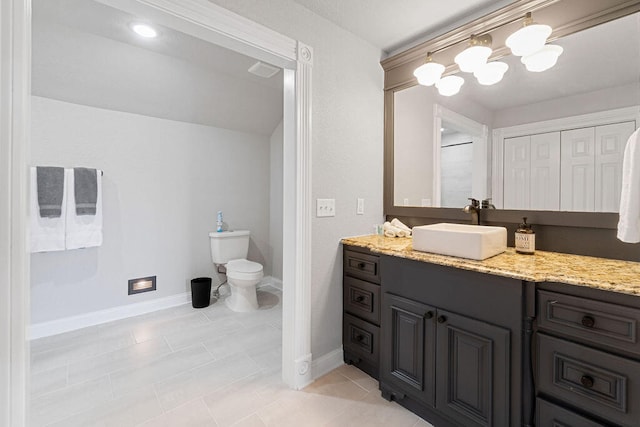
[131,23,157,38]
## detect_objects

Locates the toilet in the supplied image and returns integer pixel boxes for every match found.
[209,230,263,312]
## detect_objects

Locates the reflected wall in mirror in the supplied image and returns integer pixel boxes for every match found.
[392,11,640,213]
[394,86,488,207]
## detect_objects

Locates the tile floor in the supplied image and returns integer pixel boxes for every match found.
[30,286,433,426]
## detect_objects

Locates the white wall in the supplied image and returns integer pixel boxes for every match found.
[30,96,273,323]
[269,121,283,281]
[394,85,434,206]
[207,0,385,359]
[493,82,640,129]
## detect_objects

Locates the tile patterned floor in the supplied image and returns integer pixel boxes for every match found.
[30,287,432,426]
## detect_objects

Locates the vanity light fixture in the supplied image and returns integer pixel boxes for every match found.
[411,11,560,94]
[131,23,158,38]
[473,61,509,85]
[413,53,445,86]
[521,44,563,72]
[436,75,465,96]
[454,34,492,73]
[505,12,552,57]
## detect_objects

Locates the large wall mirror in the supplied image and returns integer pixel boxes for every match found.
[384,0,640,226]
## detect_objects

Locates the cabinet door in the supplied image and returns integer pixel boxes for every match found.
[530,132,560,210]
[381,293,436,406]
[561,127,595,211]
[595,121,635,212]
[503,135,530,209]
[435,310,510,427]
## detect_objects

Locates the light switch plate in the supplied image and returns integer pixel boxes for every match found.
[316,198,335,217]
[356,198,364,215]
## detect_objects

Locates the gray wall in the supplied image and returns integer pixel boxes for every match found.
[30,96,274,323]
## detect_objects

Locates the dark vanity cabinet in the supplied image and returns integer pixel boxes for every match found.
[379,255,531,427]
[342,245,381,379]
[535,283,640,427]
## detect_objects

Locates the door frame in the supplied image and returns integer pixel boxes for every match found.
[0,0,314,424]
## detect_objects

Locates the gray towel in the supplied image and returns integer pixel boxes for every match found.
[74,168,97,215]
[36,166,65,218]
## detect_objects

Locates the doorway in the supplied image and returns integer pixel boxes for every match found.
[0,0,313,424]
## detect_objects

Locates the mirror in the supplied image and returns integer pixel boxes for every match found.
[392,11,639,212]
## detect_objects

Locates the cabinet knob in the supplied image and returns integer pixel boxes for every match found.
[580,375,595,388]
[437,315,447,324]
[357,262,366,269]
[355,335,364,342]
[581,315,595,328]
[355,295,365,302]
[424,311,434,319]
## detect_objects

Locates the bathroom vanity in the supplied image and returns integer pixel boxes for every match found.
[342,235,640,427]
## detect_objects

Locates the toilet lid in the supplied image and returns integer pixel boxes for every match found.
[227,259,263,273]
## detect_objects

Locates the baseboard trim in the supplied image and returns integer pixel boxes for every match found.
[29,292,191,340]
[311,346,344,380]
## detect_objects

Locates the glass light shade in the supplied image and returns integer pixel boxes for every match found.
[473,61,509,85]
[521,45,563,72]
[413,61,445,86]
[506,23,552,56]
[436,75,465,96]
[454,45,492,73]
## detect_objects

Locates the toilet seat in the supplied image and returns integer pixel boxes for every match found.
[226,259,263,281]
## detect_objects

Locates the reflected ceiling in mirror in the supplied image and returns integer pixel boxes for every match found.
[393,12,640,211]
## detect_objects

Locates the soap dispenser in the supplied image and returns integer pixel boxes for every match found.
[515,217,535,254]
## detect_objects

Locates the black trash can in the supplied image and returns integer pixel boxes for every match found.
[191,277,212,308]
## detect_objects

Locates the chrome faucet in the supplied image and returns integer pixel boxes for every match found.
[462,198,480,225]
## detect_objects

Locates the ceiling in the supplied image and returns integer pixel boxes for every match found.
[291,0,514,54]
[32,0,284,136]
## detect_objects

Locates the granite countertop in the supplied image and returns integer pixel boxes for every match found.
[342,235,640,296]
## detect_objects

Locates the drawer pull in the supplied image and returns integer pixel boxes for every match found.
[356,262,366,269]
[581,315,595,328]
[424,311,434,319]
[355,335,365,342]
[355,295,365,302]
[437,315,447,324]
[580,375,595,388]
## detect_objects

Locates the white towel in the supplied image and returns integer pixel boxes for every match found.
[65,168,103,249]
[30,167,67,252]
[391,218,412,236]
[618,129,640,243]
[384,221,409,238]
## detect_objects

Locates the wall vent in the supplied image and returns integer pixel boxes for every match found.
[128,276,156,295]
[248,61,280,78]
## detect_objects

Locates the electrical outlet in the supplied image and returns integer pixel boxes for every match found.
[403,198,410,206]
[421,198,432,207]
[357,198,364,215]
[316,198,335,217]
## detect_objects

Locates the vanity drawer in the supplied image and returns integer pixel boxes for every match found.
[536,398,607,427]
[537,333,640,427]
[344,276,380,325]
[344,250,380,283]
[538,290,640,356]
[343,313,379,365]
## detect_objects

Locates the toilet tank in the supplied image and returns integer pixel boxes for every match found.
[209,230,250,264]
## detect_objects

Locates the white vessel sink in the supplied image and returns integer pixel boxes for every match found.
[412,223,507,260]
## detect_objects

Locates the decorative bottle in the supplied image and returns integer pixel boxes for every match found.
[216,211,223,232]
[515,217,535,254]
